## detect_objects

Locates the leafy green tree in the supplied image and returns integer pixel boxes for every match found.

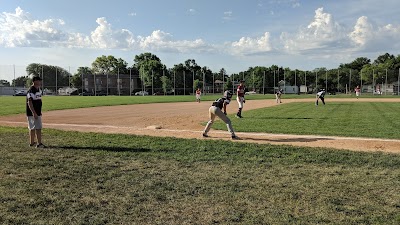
[26,63,70,89]
[0,80,10,86]
[92,55,128,75]
[161,75,172,95]
[12,76,29,87]
[134,53,164,89]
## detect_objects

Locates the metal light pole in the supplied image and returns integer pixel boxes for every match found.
[173,71,176,96]
[81,73,83,95]
[283,70,286,93]
[325,71,328,91]
[213,72,215,95]
[385,69,388,95]
[273,70,276,92]
[349,69,352,94]
[373,69,375,95]
[55,68,58,94]
[192,70,195,95]
[337,69,340,92]
[202,71,205,95]
[13,65,15,92]
[118,68,120,96]
[129,69,132,96]
[222,70,225,93]
[360,71,363,94]
[315,71,318,91]
[263,71,266,95]
[152,70,154,95]
[183,70,186,95]
[107,73,109,96]
[305,71,307,94]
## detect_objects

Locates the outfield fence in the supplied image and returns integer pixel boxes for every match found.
[1,65,399,96]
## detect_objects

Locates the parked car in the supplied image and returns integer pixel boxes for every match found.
[78,91,93,96]
[13,90,27,96]
[95,90,107,96]
[134,91,149,96]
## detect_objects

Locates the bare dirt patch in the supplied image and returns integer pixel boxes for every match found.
[2,98,400,153]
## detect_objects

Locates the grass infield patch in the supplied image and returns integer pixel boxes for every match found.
[1,127,399,224]
[2,94,397,116]
[215,102,400,139]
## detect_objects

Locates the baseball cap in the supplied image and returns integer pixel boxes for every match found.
[32,76,42,81]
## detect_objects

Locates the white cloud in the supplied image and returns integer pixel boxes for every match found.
[0,7,211,54]
[292,1,301,8]
[229,32,272,56]
[280,7,347,53]
[0,7,67,47]
[187,9,196,15]
[138,30,211,53]
[223,11,233,20]
[88,17,135,49]
[349,16,400,51]
[128,12,137,16]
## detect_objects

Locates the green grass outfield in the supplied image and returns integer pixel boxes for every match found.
[214,102,400,139]
[1,94,398,116]
[1,126,399,224]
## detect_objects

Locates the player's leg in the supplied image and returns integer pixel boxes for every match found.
[215,108,236,138]
[236,97,243,118]
[35,117,45,148]
[321,97,325,105]
[315,96,319,106]
[27,117,36,146]
[203,107,216,136]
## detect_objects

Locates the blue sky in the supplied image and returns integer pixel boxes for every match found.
[1,0,400,81]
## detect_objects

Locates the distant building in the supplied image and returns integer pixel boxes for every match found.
[82,74,141,95]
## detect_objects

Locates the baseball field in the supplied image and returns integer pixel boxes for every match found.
[1,94,400,224]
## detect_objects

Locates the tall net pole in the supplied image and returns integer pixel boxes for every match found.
[183,70,186,95]
[263,71,266,95]
[192,70,195,95]
[129,69,132,96]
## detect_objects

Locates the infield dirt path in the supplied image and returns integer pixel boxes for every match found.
[2,98,400,153]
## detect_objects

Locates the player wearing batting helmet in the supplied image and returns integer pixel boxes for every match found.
[202,91,239,140]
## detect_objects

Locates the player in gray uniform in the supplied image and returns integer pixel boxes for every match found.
[316,89,326,106]
[203,91,239,140]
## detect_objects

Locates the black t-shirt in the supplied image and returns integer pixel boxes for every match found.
[26,86,42,116]
[211,97,230,109]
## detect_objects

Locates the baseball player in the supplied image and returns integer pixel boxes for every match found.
[26,76,46,148]
[203,91,239,140]
[195,88,202,103]
[355,85,361,99]
[275,89,283,103]
[236,80,245,118]
[315,89,326,106]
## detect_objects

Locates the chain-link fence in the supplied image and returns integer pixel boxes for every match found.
[1,65,399,96]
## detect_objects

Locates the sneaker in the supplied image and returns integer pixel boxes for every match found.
[235,115,243,119]
[202,133,209,138]
[36,143,46,148]
[232,135,240,140]
[29,142,36,147]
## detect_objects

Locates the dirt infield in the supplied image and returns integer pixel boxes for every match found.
[2,98,400,153]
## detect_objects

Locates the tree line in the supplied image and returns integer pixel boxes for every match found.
[11,52,400,94]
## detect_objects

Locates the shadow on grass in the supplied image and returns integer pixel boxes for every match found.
[49,145,152,153]
[242,137,334,143]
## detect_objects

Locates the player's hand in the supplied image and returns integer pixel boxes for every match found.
[34,113,38,119]
[243,100,246,103]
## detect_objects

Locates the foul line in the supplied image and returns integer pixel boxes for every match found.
[2,120,400,143]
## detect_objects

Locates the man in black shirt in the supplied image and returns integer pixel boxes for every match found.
[26,76,45,148]
[202,91,239,139]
